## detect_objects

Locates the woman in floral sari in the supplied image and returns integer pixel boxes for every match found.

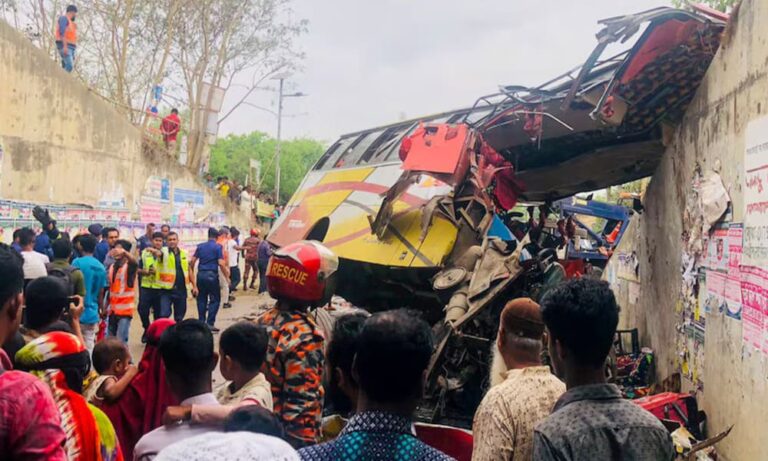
[15,331,123,461]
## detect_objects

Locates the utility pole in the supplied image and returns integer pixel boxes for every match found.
[270,74,306,203]
[275,77,284,202]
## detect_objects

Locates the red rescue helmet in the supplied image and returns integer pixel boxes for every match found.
[266,240,339,306]
[250,228,260,237]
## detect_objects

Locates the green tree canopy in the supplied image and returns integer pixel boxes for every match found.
[671,0,737,12]
[209,132,326,203]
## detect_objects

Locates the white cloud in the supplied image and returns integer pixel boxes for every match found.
[219,0,669,144]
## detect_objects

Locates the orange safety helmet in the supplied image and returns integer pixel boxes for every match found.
[250,228,261,237]
[266,240,339,306]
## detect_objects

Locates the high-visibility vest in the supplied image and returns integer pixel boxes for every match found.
[108,263,136,317]
[55,16,77,45]
[141,250,160,289]
[156,248,190,290]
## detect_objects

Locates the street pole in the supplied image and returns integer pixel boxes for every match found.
[274,78,284,203]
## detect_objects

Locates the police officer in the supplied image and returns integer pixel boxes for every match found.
[138,231,163,340]
[157,231,195,322]
[190,228,229,332]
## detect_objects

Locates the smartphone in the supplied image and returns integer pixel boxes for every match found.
[67,296,79,308]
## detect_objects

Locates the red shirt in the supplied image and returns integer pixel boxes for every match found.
[161,113,181,142]
[0,349,67,460]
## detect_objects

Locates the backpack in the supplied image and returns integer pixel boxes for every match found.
[45,263,80,296]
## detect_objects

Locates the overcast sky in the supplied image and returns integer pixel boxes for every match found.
[219,0,669,145]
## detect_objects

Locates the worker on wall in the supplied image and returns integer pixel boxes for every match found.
[55,5,78,73]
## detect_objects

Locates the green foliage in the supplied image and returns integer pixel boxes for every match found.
[209,132,326,203]
[671,0,737,12]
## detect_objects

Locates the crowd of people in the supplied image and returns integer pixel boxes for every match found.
[0,229,675,460]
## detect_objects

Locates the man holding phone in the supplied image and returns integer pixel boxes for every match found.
[21,276,86,345]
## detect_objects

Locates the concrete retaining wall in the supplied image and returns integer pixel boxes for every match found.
[0,19,248,230]
[608,2,768,459]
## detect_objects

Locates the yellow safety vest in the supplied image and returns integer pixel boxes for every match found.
[141,250,160,289]
[156,247,189,290]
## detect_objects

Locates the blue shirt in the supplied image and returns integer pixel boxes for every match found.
[11,242,22,253]
[56,16,75,47]
[33,233,53,260]
[72,255,107,325]
[298,411,454,461]
[94,240,109,263]
[194,240,223,271]
[137,235,152,253]
[257,240,272,263]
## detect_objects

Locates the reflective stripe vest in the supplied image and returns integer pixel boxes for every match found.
[156,247,190,290]
[141,250,160,289]
[108,262,136,317]
[55,16,77,45]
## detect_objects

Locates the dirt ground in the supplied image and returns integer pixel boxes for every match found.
[126,286,275,387]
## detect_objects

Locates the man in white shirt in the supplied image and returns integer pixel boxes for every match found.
[226,228,242,306]
[18,228,49,285]
[134,319,220,460]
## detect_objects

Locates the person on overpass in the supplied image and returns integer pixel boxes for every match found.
[55,5,78,73]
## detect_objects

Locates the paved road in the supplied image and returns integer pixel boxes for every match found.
[127,287,275,386]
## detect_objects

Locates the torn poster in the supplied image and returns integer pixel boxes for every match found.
[728,223,743,271]
[740,265,765,352]
[707,225,729,272]
[705,270,726,314]
[724,273,742,320]
[743,116,768,267]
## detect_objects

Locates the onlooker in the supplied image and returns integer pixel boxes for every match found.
[0,244,68,460]
[155,431,298,461]
[217,227,232,309]
[223,405,285,438]
[160,224,171,243]
[55,4,78,72]
[19,227,49,285]
[84,337,139,405]
[240,185,254,215]
[71,234,107,354]
[159,231,195,322]
[21,276,85,345]
[15,331,123,461]
[256,238,272,293]
[257,241,337,447]
[242,229,261,291]
[190,228,228,331]
[99,318,178,459]
[216,177,230,199]
[139,232,164,340]
[472,298,565,461]
[161,109,181,151]
[297,310,453,460]
[533,278,674,461]
[11,228,22,253]
[227,228,241,299]
[162,321,273,427]
[33,221,60,259]
[134,319,221,460]
[96,227,119,266]
[138,223,156,253]
[107,239,139,344]
[47,238,85,298]
[324,312,369,418]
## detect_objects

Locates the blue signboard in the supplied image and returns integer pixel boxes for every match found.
[174,188,205,207]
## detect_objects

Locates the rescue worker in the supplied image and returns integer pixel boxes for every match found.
[55,5,78,72]
[157,231,196,322]
[241,229,261,291]
[138,232,164,341]
[256,240,338,448]
[106,240,138,344]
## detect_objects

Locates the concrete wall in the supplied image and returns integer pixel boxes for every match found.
[609,2,768,459]
[0,19,248,230]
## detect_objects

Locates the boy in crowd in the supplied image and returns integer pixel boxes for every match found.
[84,337,138,405]
[163,321,273,426]
[72,234,106,354]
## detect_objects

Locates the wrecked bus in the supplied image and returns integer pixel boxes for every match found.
[268,6,727,425]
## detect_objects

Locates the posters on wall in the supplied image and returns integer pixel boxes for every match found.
[143,176,171,203]
[139,202,162,224]
[744,116,768,267]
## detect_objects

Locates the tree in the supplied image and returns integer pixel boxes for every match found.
[175,0,306,173]
[671,0,738,12]
[208,132,325,203]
